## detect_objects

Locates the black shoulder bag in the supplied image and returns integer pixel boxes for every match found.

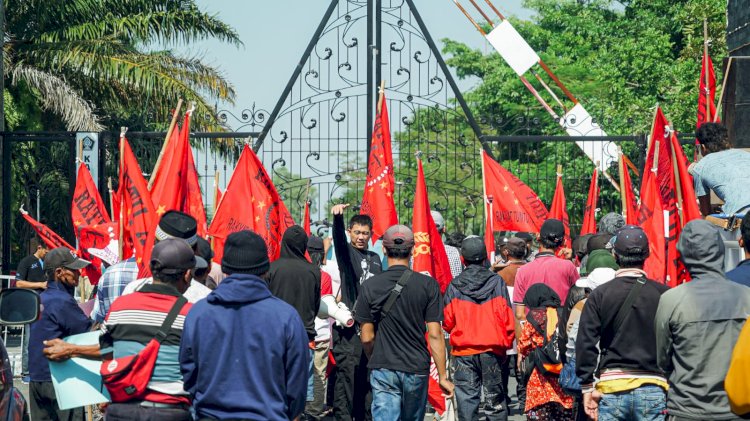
[380,269,413,321]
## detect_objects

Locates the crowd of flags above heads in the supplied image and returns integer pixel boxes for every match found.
[23,34,718,290]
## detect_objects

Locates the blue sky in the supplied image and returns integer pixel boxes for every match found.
[185,0,532,119]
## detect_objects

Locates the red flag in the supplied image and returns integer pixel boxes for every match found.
[150,114,189,215]
[72,164,110,228]
[580,168,599,235]
[638,163,667,284]
[482,151,548,233]
[184,142,208,237]
[412,158,453,293]
[110,184,120,223]
[71,163,111,284]
[360,95,398,242]
[208,145,295,263]
[548,171,571,249]
[118,136,157,270]
[619,156,639,225]
[20,209,74,250]
[303,201,311,236]
[696,49,718,129]
[411,158,452,415]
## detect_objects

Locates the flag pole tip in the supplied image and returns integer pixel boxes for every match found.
[415,150,423,159]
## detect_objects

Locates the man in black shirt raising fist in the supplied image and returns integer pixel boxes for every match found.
[330,204,382,421]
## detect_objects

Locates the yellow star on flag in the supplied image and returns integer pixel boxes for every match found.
[257,200,266,211]
[514,199,519,205]
[255,215,261,223]
[156,205,167,216]
[369,187,374,194]
[379,180,388,190]
[74,220,83,227]
[504,185,510,192]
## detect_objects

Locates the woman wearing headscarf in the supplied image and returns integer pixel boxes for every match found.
[518,284,574,420]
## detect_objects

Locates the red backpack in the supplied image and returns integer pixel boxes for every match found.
[100,296,187,402]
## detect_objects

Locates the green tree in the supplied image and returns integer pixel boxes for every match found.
[4,0,241,131]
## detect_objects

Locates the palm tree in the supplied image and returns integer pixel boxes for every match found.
[4,0,241,130]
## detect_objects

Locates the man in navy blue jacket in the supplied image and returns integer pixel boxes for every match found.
[28,247,92,421]
[179,230,309,420]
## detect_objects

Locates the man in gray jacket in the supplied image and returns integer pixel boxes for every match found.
[655,219,750,420]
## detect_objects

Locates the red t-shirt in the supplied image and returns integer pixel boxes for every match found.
[512,253,578,305]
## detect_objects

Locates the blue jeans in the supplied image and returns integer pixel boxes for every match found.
[598,385,666,421]
[453,353,508,421]
[370,369,428,421]
[307,348,314,402]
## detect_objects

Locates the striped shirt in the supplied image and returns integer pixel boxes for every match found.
[94,258,138,323]
[100,283,193,404]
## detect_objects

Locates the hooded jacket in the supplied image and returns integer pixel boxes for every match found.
[268,226,321,341]
[655,220,750,420]
[443,264,515,356]
[180,274,309,420]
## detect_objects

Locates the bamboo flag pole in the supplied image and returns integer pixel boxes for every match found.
[453,0,486,35]
[148,98,183,189]
[713,58,733,122]
[118,127,127,260]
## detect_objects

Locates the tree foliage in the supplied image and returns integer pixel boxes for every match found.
[4,0,242,131]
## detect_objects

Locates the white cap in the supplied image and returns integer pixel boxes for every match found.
[431,211,445,231]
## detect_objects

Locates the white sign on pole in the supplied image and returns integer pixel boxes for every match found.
[75,133,99,183]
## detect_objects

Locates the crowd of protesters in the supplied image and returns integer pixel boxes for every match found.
[15,123,750,421]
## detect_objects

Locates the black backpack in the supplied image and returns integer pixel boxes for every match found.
[522,307,565,380]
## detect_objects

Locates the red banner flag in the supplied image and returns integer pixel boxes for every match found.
[412,158,452,415]
[696,49,718,129]
[208,144,295,263]
[360,95,398,242]
[580,168,599,235]
[71,163,111,284]
[150,113,190,216]
[619,156,639,225]
[72,164,110,228]
[184,142,208,237]
[548,171,571,248]
[412,158,453,293]
[119,136,157,269]
[20,208,74,250]
[303,201,311,236]
[669,131,702,224]
[638,159,667,283]
[482,151,548,233]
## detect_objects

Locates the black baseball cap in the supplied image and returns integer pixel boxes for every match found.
[460,236,486,262]
[44,248,91,271]
[505,237,527,257]
[150,238,206,274]
[613,225,650,256]
[540,219,565,242]
[382,225,415,249]
[307,236,325,253]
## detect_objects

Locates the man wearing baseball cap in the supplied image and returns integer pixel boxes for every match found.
[28,247,92,420]
[431,210,463,278]
[576,225,670,421]
[355,225,454,420]
[43,239,200,419]
[512,219,578,323]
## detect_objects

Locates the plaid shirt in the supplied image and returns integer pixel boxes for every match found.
[94,258,138,323]
[445,245,463,279]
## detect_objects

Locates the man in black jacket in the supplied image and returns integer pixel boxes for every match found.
[330,204,383,421]
[575,225,670,421]
[268,225,322,342]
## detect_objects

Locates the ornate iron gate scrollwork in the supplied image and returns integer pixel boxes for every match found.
[237,0,488,234]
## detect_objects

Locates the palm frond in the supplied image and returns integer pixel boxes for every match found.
[37,9,241,46]
[11,65,104,131]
